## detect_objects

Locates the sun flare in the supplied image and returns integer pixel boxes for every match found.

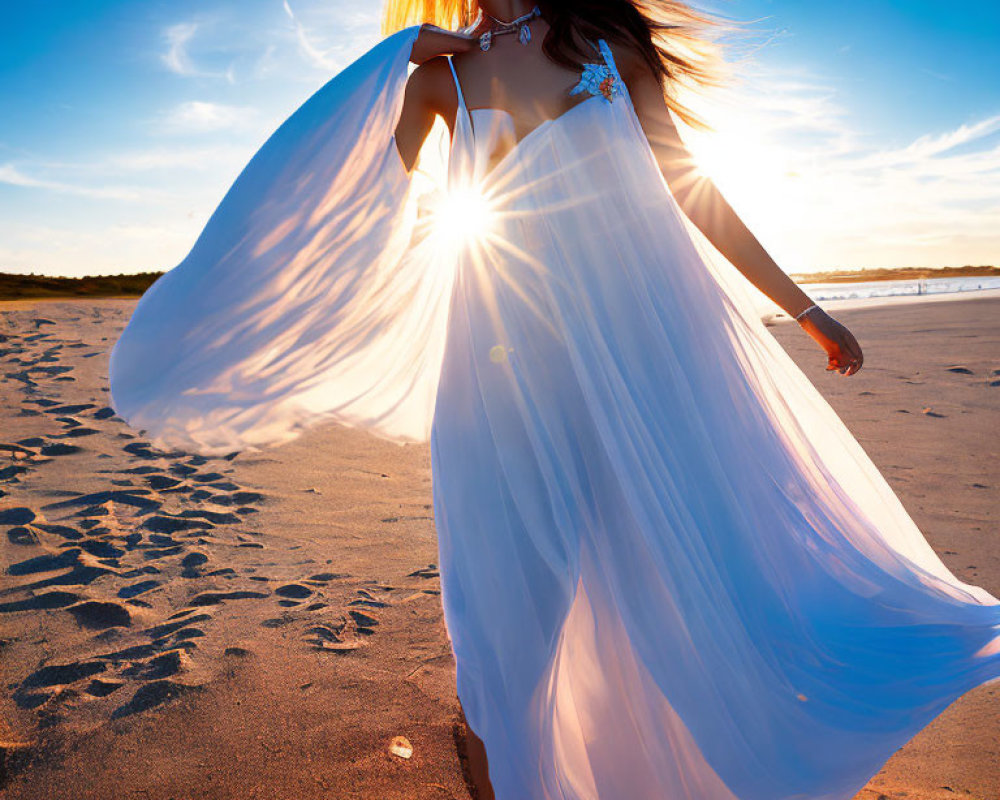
[429,185,497,258]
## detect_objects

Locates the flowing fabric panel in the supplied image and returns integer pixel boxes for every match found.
[430,82,1000,799]
[105,20,1000,797]
[109,26,458,454]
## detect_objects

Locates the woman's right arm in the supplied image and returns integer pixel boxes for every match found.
[617,47,863,376]
[395,26,476,172]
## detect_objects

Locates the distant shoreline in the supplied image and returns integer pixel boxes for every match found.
[789,265,999,284]
[1,265,997,300]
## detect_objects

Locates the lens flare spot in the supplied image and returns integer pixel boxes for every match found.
[431,186,495,257]
[489,345,507,363]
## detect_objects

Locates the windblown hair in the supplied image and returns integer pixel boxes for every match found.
[381,1,725,128]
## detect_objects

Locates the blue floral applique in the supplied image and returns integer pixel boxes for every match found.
[570,39,626,103]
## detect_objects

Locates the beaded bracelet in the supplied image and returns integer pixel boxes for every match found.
[794,303,820,322]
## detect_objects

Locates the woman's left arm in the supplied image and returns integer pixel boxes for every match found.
[619,51,864,376]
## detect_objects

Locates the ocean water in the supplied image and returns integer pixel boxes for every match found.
[801,275,1000,302]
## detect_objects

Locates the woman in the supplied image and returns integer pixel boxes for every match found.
[110,2,1000,798]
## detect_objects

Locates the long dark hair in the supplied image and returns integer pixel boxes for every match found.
[383,1,724,127]
[537,1,722,127]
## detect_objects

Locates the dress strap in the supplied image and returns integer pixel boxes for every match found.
[570,38,628,102]
[596,39,623,83]
[446,56,468,111]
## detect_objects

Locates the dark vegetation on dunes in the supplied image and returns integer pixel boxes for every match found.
[0,272,163,300]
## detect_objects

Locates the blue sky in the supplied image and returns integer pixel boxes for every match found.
[1,0,997,276]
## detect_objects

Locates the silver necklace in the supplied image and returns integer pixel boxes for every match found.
[479,5,541,52]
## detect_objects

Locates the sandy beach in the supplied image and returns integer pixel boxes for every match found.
[1,295,997,799]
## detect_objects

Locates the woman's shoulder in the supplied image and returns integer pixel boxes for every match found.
[405,56,459,117]
[599,37,652,85]
[409,54,454,85]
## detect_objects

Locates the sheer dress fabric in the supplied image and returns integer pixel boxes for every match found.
[109,27,1000,800]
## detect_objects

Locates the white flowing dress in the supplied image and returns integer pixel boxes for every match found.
[109,26,1000,800]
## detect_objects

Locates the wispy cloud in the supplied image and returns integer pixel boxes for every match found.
[282,0,339,70]
[159,3,383,88]
[281,1,383,74]
[155,100,259,134]
[161,20,236,82]
[253,43,280,80]
[0,163,142,200]
[23,145,253,175]
[887,114,1000,163]
[105,145,250,171]
[162,22,199,75]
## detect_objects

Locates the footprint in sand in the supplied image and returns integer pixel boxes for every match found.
[111,680,201,719]
[6,557,111,592]
[121,441,188,461]
[349,609,380,634]
[44,489,161,513]
[274,583,313,608]
[118,580,162,599]
[20,660,107,690]
[180,552,209,578]
[13,660,108,710]
[407,564,440,579]
[47,403,95,415]
[141,514,213,535]
[349,589,390,610]
[303,585,392,652]
[290,582,391,646]
[0,464,30,482]
[0,591,82,613]
[121,650,186,680]
[306,572,350,583]
[86,678,125,697]
[0,442,40,463]
[55,426,101,439]
[236,535,264,549]
[189,590,270,607]
[276,583,313,601]
[303,621,365,653]
[7,549,81,576]
[67,600,132,630]
[40,442,83,456]
[6,525,40,545]
[0,506,36,526]
[146,474,183,490]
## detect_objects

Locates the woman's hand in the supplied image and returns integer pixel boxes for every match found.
[797,307,864,376]
[410,24,477,65]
